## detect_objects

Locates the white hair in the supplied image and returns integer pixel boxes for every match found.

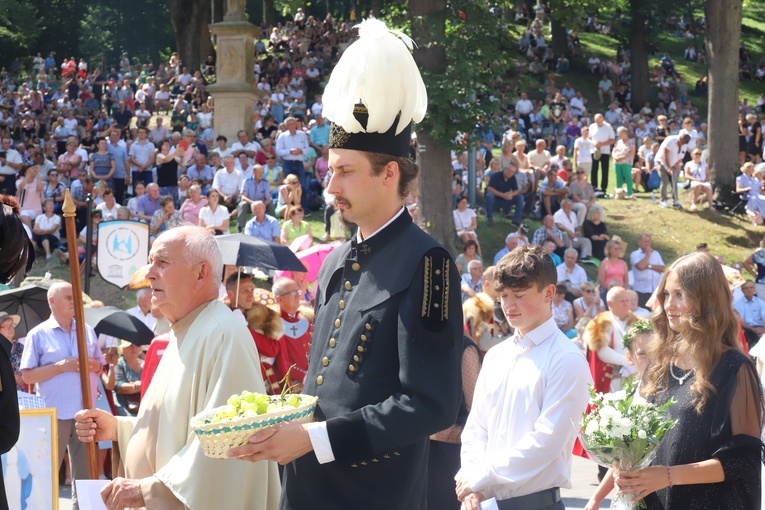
[272,277,295,297]
[47,281,72,306]
[136,288,152,299]
[156,226,223,283]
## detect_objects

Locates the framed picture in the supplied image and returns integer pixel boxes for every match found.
[2,407,58,510]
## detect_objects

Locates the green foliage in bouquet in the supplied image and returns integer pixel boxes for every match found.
[580,379,677,469]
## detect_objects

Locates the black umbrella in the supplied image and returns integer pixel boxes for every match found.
[84,306,155,346]
[0,285,50,338]
[216,234,307,271]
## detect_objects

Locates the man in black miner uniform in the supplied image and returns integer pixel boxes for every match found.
[228,18,464,510]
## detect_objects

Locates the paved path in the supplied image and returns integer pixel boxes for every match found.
[59,456,613,509]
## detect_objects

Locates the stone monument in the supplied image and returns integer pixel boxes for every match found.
[208,1,263,143]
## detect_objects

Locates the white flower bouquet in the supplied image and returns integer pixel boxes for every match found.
[578,382,676,509]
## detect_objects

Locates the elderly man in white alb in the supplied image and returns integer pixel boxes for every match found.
[74,226,280,510]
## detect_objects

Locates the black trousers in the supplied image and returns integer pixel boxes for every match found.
[427,440,461,510]
[591,154,610,191]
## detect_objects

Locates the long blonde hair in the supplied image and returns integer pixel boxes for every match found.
[642,252,740,413]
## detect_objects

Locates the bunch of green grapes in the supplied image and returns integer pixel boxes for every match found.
[207,391,304,424]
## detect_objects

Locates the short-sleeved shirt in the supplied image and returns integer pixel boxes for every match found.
[34,213,61,238]
[629,249,665,294]
[19,317,104,419]
[588,122,615,155]
[734,296,765,328]
[655,135,686,168]
[136,194,161,219]
[244,214,280,241]
[212,168,244,196]
[106,142,129,178]
[556,263,588,287]
[90,151,114,179]
[538,177,566,198]
[241,177,271,201]
[128,139,155,171]
[487,171,519,195]
[198,205,230,228]
[574,137,594,163]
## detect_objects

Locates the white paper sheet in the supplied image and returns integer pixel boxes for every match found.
[480,497,500,510]
[75,480,109,510]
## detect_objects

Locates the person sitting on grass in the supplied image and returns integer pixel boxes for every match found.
[683,148,713,211]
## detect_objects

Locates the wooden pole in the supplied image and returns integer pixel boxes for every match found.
[62,189,99,480]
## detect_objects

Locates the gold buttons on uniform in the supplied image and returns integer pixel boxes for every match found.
[334,319,341,328]
[360,334,367,342]
[329,338,336,348]
[357,345,364,352]
[352,263,360,271]
[339,300,345,310]
[345,281,352,291]
[316,375,324,385]
[349,364,356,372]
[353,355,360,362]
[322,356,329,367]
[365,323,372,331]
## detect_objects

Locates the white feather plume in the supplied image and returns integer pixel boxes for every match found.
[322,18,428,135]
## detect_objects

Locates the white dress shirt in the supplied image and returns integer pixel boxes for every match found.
[126,305,157,332]
[458,317,591,501]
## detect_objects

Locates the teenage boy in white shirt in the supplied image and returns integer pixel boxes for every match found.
[457,245,592,510]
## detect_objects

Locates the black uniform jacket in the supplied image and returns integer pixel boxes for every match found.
[0,333,20,510]
[281,210,463,510]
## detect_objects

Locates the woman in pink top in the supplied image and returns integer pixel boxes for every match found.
[57,136,83,182]
[179,184,207,224]
[597,236,629,294]
[15,165,44,229]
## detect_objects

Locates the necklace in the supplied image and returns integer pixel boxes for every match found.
[670,359,694,385]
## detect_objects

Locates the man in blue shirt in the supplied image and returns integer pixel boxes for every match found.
[237,165,272,232]
[485,162,524,226]
[106,128,129,204]
[20,282,105,509]
[243,200,280,242]
[309,114,330,151]
[734,281,765,345]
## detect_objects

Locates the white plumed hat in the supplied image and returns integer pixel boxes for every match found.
[323,18,427,157]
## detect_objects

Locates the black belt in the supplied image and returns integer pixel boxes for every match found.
[496,488,561,510]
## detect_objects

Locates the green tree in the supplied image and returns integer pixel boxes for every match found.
[0,0,39,62]
[388,0,513,251]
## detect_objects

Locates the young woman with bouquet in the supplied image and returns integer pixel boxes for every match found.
[617,252,763,509]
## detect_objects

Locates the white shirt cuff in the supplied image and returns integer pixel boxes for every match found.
[304,421,335,464]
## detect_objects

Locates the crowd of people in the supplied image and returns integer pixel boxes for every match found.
[1,7,765,510]
[0,14,362,270]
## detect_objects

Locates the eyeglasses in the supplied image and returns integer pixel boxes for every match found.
[277,289,301,297]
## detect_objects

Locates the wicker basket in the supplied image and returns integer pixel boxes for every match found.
[190,395,318,458]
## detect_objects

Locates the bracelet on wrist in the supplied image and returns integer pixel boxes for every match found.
[667,465,672,488]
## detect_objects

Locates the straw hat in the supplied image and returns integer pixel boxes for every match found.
[606,235,628,259]
[0,311,21,327]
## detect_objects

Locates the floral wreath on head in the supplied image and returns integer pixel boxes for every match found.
[622,319,653,351]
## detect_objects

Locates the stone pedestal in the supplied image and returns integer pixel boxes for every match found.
[208,21,264,143]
